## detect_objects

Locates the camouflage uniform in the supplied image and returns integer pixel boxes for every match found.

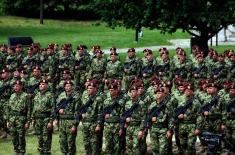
[81,90,104,155]
[175,94,200,155]
[124,97,147,155]
[7,83,30,155]
[147,94,174,155]
[57,90,81,155]
[98,93,125,154]
[32,85,54,155]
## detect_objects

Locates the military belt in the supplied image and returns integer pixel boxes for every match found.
[205,114,222,120]
[34,112,51,118]
[10,110,26,116]
[152,122,168,128]
[129,121,141,126]
[105,116,120,123]
[59,114,75,120]
[82,117,96,123]
[179,120,196,124]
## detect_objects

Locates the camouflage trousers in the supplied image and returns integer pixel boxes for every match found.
[103,123,120,155]
[8,116,27,154]
[178,123,197,155]
[34,117,53,155]
[82,122,102,155]
[150,127,170,155]
[224,120,235,153]
[59,119,78,155]
[125,125,142,155]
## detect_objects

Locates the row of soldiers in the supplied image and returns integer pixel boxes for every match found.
[0,43,235,155]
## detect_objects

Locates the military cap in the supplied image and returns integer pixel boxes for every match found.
[16,44,22,48]
[128,48,135,53]
[130,84,138,91]
[206,83,218,88]
[39,79,48,84]
[28,47,34,51]
[143,49,152,53]
[159,47,167,52]
[160,80,172,88]
[92,45,101,51]
[0,44,7,48]
[8,46,15,51]
[110,46,117,52]
[95,49,103,54]
[154,87,165,94]
[77,45,84,50]
[87,79,98,88]
[108,83,118,90]
[13,80,23,85]
[63,69,71,75]
[110,50,118,56]
[184,82,194,90]
[1,68,9,73]
[64,80,74,87]
[33,66,41,71]
[61,46,68,51]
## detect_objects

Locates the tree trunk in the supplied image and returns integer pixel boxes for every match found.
[135,28,139,42]
[40,0,43,24]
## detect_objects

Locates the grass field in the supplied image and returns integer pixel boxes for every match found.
[0,129,85,155]
[0,16,190,48]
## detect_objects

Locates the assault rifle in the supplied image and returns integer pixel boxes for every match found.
[175,96,194,117]
[200,95,219,114]
[26,83,39,96]
[123,60,135,70]
[51,96,74,118]
[141,65,153,77]
[143,94,171,131]
[97,99,119,126]
[75,59,82,67]
[74,93,98,122]
[155,63,170,73]
[192,66,207,75]
[0,84,11,98]
[201,132,223,154]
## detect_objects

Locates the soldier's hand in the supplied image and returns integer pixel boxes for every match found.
[95,125,101,133]
[47,122,53,130]
[137,131,143,139]
[194,129,200,135]
[70,126,77,134]
[6,122,11,129]
[178,114,184,119]
[59,109,64,115]
[82,113,86,118]
[105,114,110,119]
[203,111,209,116]
[53,119,59,126]
[119,129,123,136]
[221,124,226,131]
[126,117,131,122]
[166,130,172,139]
[24,122,30,129]
[151,117,157,122]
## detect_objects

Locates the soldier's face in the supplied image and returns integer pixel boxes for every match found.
[1,72,9,79]
[178,86,185,93]
[96,52,102,58]
[109,88,118,97]
[229,89,235,96]
[87,86,97,96]
[137,87,144,95]
[13,71,20,77]
[33,69,41,77]
[128,51,135,58]
[110,53,117,61]
[207,87,217,94]
[64,83,73,92]
[130,89,138,98]
[146,54,153,61]
[14,84,22,93]
[184,89,193,96]
[156,92,164,99]
[39,83,48,91]
[197,57,204,63]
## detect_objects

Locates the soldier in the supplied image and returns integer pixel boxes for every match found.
[6,46,18,72]
[32,79,54,155]
[142,87,174,155]
[74,45,91,90]
[87,49,107,91]
[140,49,156,88]
[56,80,81,155]
[103,48,123,84]
[221,83,235,154]
[122,48,142,92]
[196,83,224,154]
[96,83,125,154]
[7,81,30,155]
[80,80,103,155]
[174,83,201,155]
[119,84,146,155]
[0,68,12,139]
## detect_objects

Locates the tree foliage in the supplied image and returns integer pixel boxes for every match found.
[94,0,235,53]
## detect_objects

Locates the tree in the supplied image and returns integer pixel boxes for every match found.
[93,0,235,55]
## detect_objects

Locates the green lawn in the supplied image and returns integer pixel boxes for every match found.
[0,130,85,155]
[0,16,190,48]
